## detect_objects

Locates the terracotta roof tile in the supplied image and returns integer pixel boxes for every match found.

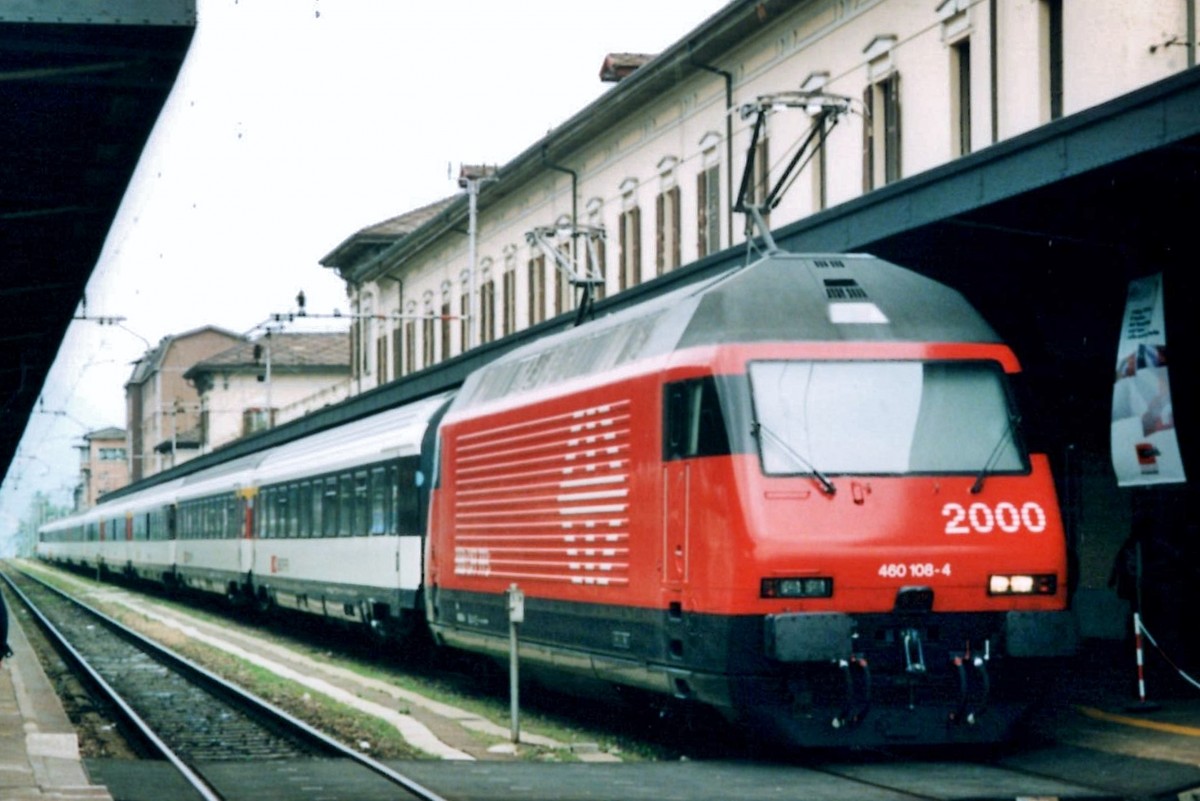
[186,332,350,377]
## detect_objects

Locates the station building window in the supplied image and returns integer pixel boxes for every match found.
[655,156,681,275]
[502,246,518,336]
[554,232,573,317]
[422,295,435,369]
[585,197,607,300]
[480,271,495,344]
[696,142,721,258]
[1042,0,1063,120]
[440,281,452,362]
[618,177,641,290]
[404,301,417,376]
[392,321,403,381]
[951,38,972,156]
[863,35,902,191]
[528,252,546,324]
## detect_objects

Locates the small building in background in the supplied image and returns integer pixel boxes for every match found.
[125,326,245,480]
[184,331,351,453]
[75,427,129,510]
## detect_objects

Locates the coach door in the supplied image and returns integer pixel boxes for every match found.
[238,488,256,574]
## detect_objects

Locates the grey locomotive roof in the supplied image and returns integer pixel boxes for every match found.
[453,253,1000,410]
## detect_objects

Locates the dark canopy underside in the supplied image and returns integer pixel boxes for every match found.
[0,13,194,479]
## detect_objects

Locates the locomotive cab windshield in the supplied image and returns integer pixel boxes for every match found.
[747,359,1027,477]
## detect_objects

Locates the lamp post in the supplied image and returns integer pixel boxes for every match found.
[458,165,496,352]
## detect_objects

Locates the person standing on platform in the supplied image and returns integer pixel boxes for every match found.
[0,588,11,662]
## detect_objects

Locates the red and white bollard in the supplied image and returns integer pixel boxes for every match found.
[1134,612,1148,703]
[1126,611,1161,712]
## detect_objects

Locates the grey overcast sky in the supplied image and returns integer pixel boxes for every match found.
[1,0,729,547]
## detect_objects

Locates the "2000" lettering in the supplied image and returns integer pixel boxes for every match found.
[942,501,1047,534]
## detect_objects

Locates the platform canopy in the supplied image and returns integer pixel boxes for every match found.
[0,2,196,479]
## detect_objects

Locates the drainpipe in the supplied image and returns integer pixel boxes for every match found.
[692,59,735,250]
[1189,0,1196,67]
[990,0,999,144]
[541,144,578,228]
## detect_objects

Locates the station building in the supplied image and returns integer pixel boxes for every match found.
[124,326,245,481]
[183,332,351,452]
[74,427,129,510]
[322,0,1198,666]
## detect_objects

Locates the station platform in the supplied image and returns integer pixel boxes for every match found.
[0,605,112,800]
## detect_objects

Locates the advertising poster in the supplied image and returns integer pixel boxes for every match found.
[1111,273,1186,486]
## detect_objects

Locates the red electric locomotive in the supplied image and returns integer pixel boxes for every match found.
[425,249,1077,746]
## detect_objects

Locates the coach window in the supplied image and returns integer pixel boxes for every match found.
[354,470,370,535]
[310,481,323,538]
[323,477,339,537]
[664,376,731,461]
[274,487,285,538]
[399,462,422,533]
[226,496,239,539]
[288,483,301,538]
[258,489,270,539]
[236,497,248,539]
[266,489,278,538]
[260,489,272,537]
[337,474,352,536]
[370,466,388,535]
[388,464,400,533]
[275,486,287,538]
[298,482,312,537]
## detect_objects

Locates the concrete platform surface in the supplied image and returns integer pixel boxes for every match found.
[0,596,112,800]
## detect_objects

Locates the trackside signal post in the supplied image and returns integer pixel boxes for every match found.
[507,583,524,743]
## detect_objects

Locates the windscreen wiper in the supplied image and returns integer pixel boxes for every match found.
[970,414,1022,494]
[752,420,836,495]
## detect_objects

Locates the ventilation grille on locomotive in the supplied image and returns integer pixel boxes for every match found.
[824,278,868,300]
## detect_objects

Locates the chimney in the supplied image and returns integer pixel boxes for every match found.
[458,163,498,188]
[599,52,656,83]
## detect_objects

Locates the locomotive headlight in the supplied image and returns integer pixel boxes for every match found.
[761,577,833,598]
[988,573,1056,595]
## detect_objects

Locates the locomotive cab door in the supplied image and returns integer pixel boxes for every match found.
[662,376,732,593]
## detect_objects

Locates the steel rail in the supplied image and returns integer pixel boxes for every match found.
[1,571,224,801]
[6,568,453,801]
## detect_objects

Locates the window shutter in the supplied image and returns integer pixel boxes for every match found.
[392,327,402,378]
[631,206,641,286]
[655,192,665,275]
[885,73,901,184]
[670,185,681,270]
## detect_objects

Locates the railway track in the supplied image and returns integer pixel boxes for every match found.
[1,568,450,801]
